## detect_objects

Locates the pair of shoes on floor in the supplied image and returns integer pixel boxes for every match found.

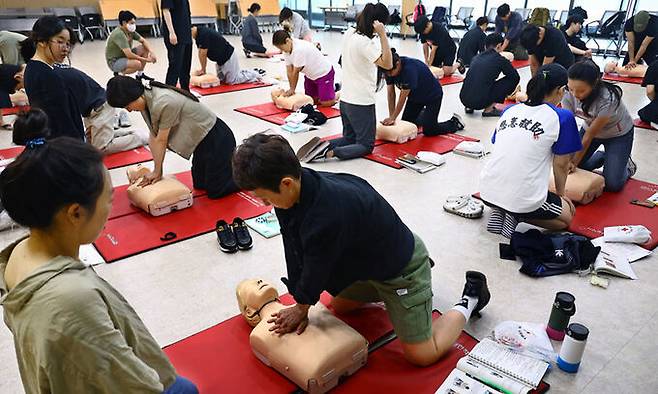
[216,218,253,253]
[462,271,491,318]
[296,136,330,163]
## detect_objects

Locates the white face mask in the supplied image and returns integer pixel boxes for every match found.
[127,23,137,33]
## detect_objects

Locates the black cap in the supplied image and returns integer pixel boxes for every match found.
[567,323,589,341]
[555,291,576,310]
[414,15,429,35]
[537,63,569,87]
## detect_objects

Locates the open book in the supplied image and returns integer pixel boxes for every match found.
[395,154,439,173]
[590,237,644,280]
[435,369,503,394]
[445,338,549,394]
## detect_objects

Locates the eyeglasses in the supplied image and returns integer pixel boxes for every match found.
[49,39,71,49]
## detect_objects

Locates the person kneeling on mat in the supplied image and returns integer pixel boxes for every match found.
[639,59,658,126]
[232,133,491,367]
[106,75,238,199]
[272,29,338,107]
[381,48,464,134]
[191,26,263,85]
[0,137,198,394]
[562,61,637,192]
[414,15,461,76]
[480,64,582,234]
[460,33,520,117]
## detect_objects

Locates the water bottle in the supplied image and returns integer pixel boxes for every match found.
[557,323,589,373]
[546,291,576,340]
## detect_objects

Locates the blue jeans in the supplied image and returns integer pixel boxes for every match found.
[578,128,634,192]
[163,376,198,394]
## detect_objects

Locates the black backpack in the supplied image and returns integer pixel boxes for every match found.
[299,104,327,126]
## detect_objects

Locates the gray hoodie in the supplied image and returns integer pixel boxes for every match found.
[0,239,176,394]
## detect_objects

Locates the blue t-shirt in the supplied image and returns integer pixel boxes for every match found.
[385,56,442,103]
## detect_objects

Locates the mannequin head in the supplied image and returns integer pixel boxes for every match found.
[236,279,280,327]
[604,61,617,74]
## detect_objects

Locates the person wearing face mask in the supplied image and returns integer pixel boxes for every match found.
[106,10,157,75]
[21,16,84,140]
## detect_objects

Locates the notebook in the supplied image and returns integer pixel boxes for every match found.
[435,369,504,394]
[395,154,438,173]
[245,211,280,238]
[455,338,549,394]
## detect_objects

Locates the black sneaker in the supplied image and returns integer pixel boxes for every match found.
[627,157,637,178]
[457,59,466,74]
[216,220,238,253]
[482,107,502,117]
[452,113,465,131]
[243,48,252,58]
[296,137,322,161]
[462,271,490,317]
[232,217,253,250]
[465,107,474,114]
[334,82,341,92]
[305,141,330,163]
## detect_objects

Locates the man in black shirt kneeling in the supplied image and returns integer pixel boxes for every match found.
[232,133,491,367]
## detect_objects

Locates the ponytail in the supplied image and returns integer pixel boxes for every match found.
[526,64,569,106]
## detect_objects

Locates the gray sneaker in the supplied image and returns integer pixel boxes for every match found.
[118,110,132,128]
[627,157,637,178]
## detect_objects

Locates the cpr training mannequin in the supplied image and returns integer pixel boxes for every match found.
[376,120,418,143]
[429,66,444,80]
[189,73,220,88]
[549,168,605,205]
[506,84,528,102]
[236,279,368,394]
[604,61,648,78]
[271,87,314,111]
[126,164,193,216]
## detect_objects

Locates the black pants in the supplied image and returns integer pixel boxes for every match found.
[402,95,457,136]
[191,118,239,199]
[165,41,193,90]
[243,42,267,54]
[460,73,519,110]
[639,99,658,124]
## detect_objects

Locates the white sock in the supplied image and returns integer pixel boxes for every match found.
[452,295,479,321]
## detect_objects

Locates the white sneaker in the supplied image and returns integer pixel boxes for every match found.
[118,110,132,128]
[112,114,120,130]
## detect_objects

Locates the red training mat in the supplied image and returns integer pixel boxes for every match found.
[1,105,30,116]
[189,81,272,96]
[109,171,207,220]
[102,147,153,169]
[494,99,517,112]
[633,118,656,130]
[236,102,341,125]
[439,75,465,85]
[334,311,550,394]
[569,178,658,250]
[602,73,643,85]
[163,292,394,394]
[511,59,530,69]
[0,145,152,169]
[94,191,271,262]
[365,133,480,169]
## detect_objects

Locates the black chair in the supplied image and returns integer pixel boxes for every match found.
[448,6,474,39]
[514,8,531,21]
[585,10,626,58]
[387,6,402,37]
[486,7,498,31]
[76,6,105,41]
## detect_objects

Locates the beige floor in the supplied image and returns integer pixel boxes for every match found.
[1,31,657,394]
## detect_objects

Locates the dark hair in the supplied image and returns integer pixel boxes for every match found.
[497,4,511,18]
[526,63,569,106]
[118,10,137,25]
[232,134,301,192]
[106,75,199,108]
[357,3,390,38]
[272,29,290,46]
[279,7,292,23]
[377,47,400,88]
[12,108,50,145]
[414,15,429,35]
[565,14,584,28]
[248,3,261,13]
[485,32,504,49]
[568,60,622,117]
[0,137,105,229]
[476,16,489,26]
[20,15,69,61]
[0,64,21,93]
[520,24,540,51]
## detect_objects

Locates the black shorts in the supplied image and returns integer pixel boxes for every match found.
[514,191,564,221]
[432,44,456,68]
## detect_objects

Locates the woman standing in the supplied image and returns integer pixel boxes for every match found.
[0,137,198,393]
[562,61,636,192]
[480,64,582,231]
[106,76,238,199]
[161,0,192,91]
[297,3,392,163]
[21,16,84,140]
